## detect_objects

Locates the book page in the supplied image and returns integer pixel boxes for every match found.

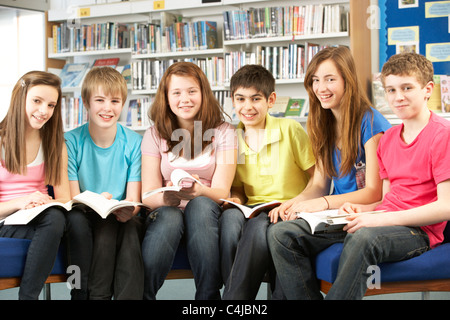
[3,201,72,225]
[170,169,202,187]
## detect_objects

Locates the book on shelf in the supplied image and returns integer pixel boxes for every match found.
[440,75,450,113]
[132,57,226,91]
[92,58,120,68]
[270,96,290,117]
[52,21,130,54]
[222,97,238,122]
[222,4,347,41]
[428,74,442,113]
[142,169,203,199]
[372,73,392,115]
[59,62,90,88]
[221,200,282,219]
[284,98,306,117]
[61,96,87,131]
[131,14,219,54]
[116,64,132,85]
[2,190,150,225]
[126,97,151,128]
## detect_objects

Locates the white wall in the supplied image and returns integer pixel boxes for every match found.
[0,7,45,121]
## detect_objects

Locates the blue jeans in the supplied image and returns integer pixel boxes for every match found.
[0,207,66,300]
[220,209,281,299]
[268,219,429,299]
[142,196,222,300]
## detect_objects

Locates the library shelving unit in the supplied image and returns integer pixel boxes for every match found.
[46,0,373,130]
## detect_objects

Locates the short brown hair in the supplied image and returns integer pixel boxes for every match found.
[81,66,128,108]
[230,64,275,100]
[381,52,434,87]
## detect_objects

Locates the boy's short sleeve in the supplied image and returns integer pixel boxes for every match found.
[431,126,450,184]
[289,122,315,172]
[64,128,81,181]
[127,133,143,182]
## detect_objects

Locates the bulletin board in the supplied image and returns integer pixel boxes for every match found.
[379,0,450,75]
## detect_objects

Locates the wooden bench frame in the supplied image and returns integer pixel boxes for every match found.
[320,278,450,299]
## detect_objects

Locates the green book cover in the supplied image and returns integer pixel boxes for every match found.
[284,98,305,117]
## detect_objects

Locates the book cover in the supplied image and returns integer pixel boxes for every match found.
[204,21,218,49]
[59,62,90,88]
[270,96,289,117]
[440,75,450,113]
[221,200,281,219]
[284,98,305,117]
[429,75,442,112]
[92,58,120,68]
[142,169,203,199]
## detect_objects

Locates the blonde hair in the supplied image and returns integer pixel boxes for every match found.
[0,71,64,185]
[81,66,128,108]
[305,46,372,178]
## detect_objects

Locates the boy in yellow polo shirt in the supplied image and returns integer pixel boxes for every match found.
[220,64,315,299]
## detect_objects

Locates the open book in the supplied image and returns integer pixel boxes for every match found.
[221,199,281,219]
[296,209,349,234]
[296,209,385,234]
[2,190,150,225]
[142,169,203,199]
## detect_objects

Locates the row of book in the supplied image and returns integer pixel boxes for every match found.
[223,4,347,41]
[52,21,130,54]
[132,20,219,55]
[131,57,226,91]
[131,42,335,91]
[126,97,151,128]
[61,96,87,131]
[127,91,230,127]
[61,91,232,131]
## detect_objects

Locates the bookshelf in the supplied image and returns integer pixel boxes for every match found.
[46,0,373,130]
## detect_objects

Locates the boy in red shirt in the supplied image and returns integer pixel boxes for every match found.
[269,52,450,300]
[326,52,450,298]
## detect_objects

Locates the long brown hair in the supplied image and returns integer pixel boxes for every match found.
[0,71,64,186]
[149,62,225,158]
[305,46,372,178]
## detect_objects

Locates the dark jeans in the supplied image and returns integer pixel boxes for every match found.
[220,209,282,299]
[65,207,144,300]
[0,207,66,300]
[267,219,430,299]
[142,196,222,300]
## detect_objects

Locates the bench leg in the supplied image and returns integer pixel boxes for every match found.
[42,283,51,300]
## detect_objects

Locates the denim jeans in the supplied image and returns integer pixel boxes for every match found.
[142,196,222,300]
[268,219,429,299]
[220,209,281,299]
[65,207,144,300]
[0,207,66,300]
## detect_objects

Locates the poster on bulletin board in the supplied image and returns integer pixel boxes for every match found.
[379,0,450,75]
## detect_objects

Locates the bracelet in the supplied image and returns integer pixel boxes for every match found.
[322,196,330,210]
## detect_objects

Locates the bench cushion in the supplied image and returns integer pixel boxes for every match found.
[0,238,66,278]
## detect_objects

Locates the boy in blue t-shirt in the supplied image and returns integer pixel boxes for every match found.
[65,67,144,300]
